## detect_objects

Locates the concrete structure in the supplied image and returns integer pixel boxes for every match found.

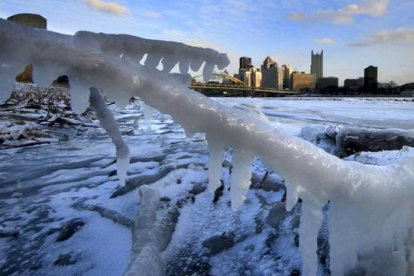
[291,72,316,92]
[318,77,338,93]
[241,67,261,88]
[261,56,283,89]
[261,56,277,71]
[344,79,359,88]
[239,57,252,70]
[364,66,378,92]
[7,13,47,29]
[282,64,292,89]
[251,69,262,88]
[311,50,323,83]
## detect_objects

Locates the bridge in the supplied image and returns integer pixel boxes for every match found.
[189,73,299,97]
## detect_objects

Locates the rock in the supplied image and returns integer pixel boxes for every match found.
[55,218,85,242]
[52,75,70,88]
[15,64,33,83]
[189,182,207,196]
[299,124,337,155]
[202,232,235,256]
[266,202,288,230]
[326,125,343,139]
[212,181,224,203]
[336,127,414,157]
[160,196,171,202]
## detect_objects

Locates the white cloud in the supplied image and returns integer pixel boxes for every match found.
[85,0,130,15]
[349,28,414,47]
[289,0,388,24]
[143,12,161,19]
[315,38,335,44]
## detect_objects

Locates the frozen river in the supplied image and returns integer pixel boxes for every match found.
[0,97,413,276]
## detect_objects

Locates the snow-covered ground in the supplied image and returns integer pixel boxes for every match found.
[0,97,413,276]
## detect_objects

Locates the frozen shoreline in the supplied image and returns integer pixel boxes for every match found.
[1,97,413,276]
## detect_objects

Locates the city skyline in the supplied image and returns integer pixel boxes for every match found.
[0,0,413,85]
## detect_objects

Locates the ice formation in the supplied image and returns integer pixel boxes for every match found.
[124,185,163,276]
[89,87,130,186]
[2,18,414,275]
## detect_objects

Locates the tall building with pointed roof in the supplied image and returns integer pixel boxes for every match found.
[261,56,283,89]
[261,56,277,70]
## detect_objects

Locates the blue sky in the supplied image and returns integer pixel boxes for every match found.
[1,0,413,85]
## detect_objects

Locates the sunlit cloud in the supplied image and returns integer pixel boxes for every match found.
[143,12,161,19]
[315,38,335,44]
[85,0,130,15]
[349,28,414,47]
[289,0,388,24]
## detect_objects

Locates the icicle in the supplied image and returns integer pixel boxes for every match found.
[206,134,225,192]
[142,103,153,132]
[89,87,130,186]
[285,181,299,212]
[298,199,324,276]
[230,149,254,210]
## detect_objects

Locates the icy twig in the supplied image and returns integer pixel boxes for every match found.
[89,87,130,186]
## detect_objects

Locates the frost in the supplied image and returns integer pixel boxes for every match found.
[89,87,130,186]
[2,18,414,275]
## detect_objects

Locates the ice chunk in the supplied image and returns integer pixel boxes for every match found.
[89,87,130,186]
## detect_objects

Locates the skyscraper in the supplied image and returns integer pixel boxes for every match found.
[261,56,283,89]
[364,66,378,93]
[239,57,252,70]
[311,50,323,83]
[282,64,292,89]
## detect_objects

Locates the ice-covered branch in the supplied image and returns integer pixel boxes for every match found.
[89,87,130,186]
[124,185,162,276]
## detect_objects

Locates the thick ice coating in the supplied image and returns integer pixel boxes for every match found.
[2,19,414,275]
[89,87,130,186]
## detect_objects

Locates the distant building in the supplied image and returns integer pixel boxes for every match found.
[344,79,358,88]
[241,67,261,88]
[261,56,277,70]
[364,66,378,93]
[311,50,323,83]
[290,72,316,92]
[344,78,364,94]
[318,77,338,93]
[251,69,262,88]
[239,57,252,70]
[261,56,283,89]
[7,13,47,29]
[282,64,292,89]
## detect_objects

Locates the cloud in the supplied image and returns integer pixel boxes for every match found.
[315,38,335,44]
[349,28,414,47]
[85,0,130,15]
[143,12,161,19]
[288,0,388,24]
